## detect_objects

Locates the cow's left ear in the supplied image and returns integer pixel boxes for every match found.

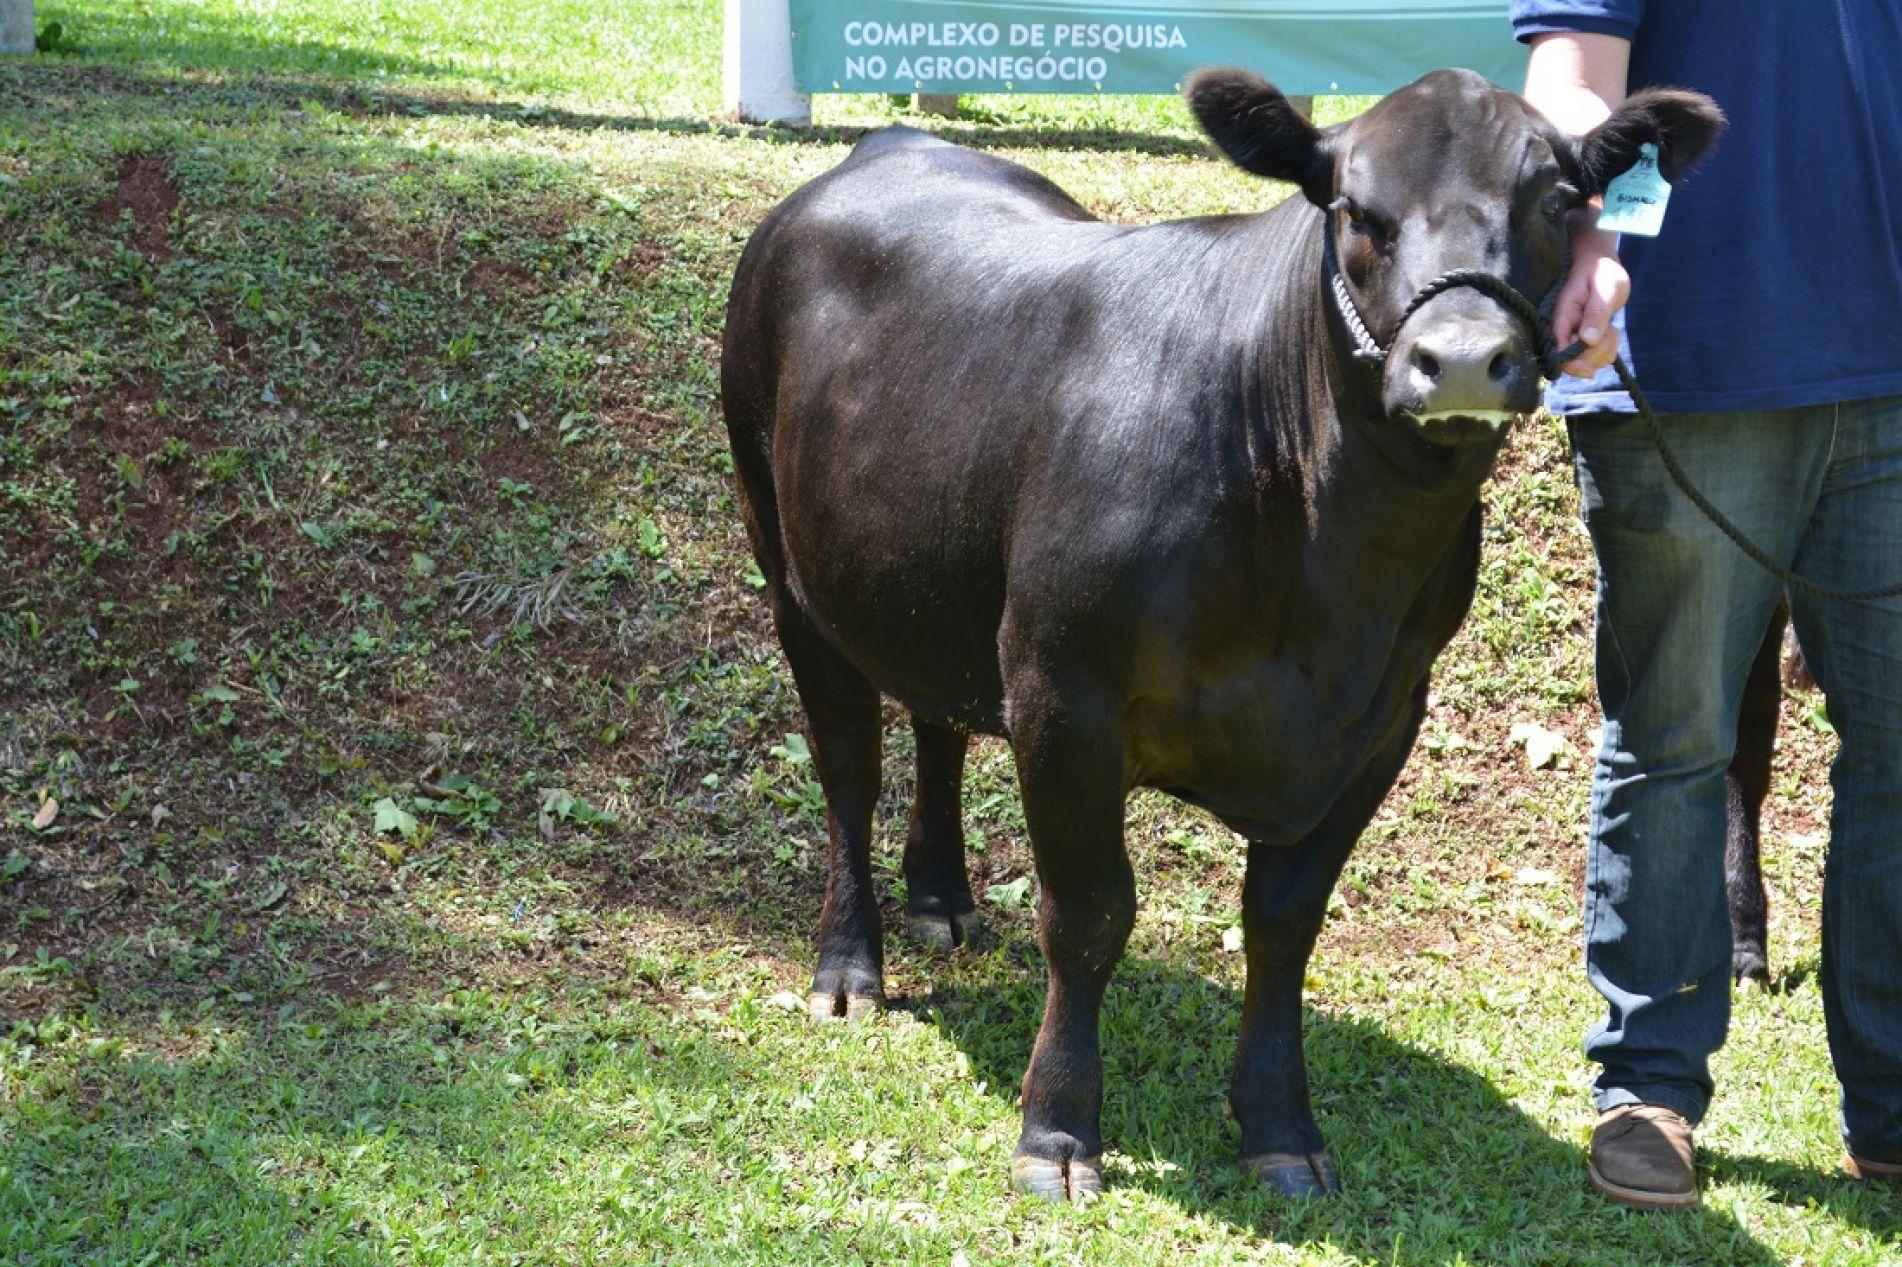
[1187,68,1335,207]
[1576,87,1726,193]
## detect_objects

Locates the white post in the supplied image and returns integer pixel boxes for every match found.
[724,0,811,125]
[1,0,34,55]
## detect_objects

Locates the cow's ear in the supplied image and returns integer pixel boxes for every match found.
[1577,87,1725,192]
[1186,68,1335,207]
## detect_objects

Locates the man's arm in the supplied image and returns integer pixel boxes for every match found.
[1525,32,1631,377]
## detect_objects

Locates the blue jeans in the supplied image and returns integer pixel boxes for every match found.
[1571,395,1902,1160]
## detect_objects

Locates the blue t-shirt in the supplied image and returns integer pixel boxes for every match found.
[1511,1,1902,415]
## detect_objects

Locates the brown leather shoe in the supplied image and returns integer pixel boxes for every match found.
[1589,1104,1698,1209]
[1845,1150,1902,1184]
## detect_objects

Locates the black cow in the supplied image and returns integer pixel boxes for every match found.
[722,68,1722,1200]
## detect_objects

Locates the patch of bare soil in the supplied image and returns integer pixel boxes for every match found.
[96,154,180,261]
[461,256,539,298]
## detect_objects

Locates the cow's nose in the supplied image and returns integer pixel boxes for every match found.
[1400,320,1531,414]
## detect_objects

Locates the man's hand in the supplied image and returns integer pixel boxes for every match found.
[1551,218,1627,378]
[1523,31,1632,379]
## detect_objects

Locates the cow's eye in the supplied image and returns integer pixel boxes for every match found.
[1331,197,1388,249]
[1540,185,1578,224]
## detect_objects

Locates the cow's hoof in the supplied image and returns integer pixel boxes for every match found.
[906,907,985,952]
[1732,950,1771,990]
[1010,1153,1104,1203]
[807,989,882,1021]
[806,969,884,1021]
[1243,1151,1341,1198]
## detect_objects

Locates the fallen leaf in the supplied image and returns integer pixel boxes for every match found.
[985,875,1032,909]
[1221,925,1245,954]
[31,797,59,830]
[1508,721,1570,770]
[372,797,417,837]
[1512,867,1560,887]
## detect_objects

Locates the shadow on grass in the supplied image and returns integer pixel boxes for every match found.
[1703,1150,1902,1245]
[610,868,1888,1260]
[338,93,1216,159]
[22,18,470,86]
[919,947,1835,1264]
[0,984,761,1263]
[10,54,1211,158]
[0,49,814,1012]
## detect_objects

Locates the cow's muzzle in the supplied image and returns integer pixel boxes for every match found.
[1383,312,1540,446]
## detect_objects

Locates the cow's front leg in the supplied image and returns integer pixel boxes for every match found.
[1006,685,1133,1203]
[1229,715,1419,1198]
[1229,834,1355,1197]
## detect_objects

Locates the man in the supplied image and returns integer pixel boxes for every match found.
[1510,1,1902,1210]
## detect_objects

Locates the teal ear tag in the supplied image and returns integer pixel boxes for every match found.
[1597,141,1671,236]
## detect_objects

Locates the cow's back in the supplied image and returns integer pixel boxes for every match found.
[723,126,1097,502]
[723,129,1290,732]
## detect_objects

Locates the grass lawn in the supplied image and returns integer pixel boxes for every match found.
[1,1,1895,1262]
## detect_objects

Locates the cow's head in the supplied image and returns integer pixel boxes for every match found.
[1187,67,1723,447]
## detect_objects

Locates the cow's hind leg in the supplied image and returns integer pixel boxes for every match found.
[1726,602,1785,989]
[903,715,981,951]
[774,600,887,1021]
[1007,684,1134,1203]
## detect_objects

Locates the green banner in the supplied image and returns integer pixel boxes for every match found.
[788,0,1523,97]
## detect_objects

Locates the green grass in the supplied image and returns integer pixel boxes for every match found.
[1,1,1892,1262]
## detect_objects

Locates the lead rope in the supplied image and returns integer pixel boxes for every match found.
[1323,227,1902,604]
